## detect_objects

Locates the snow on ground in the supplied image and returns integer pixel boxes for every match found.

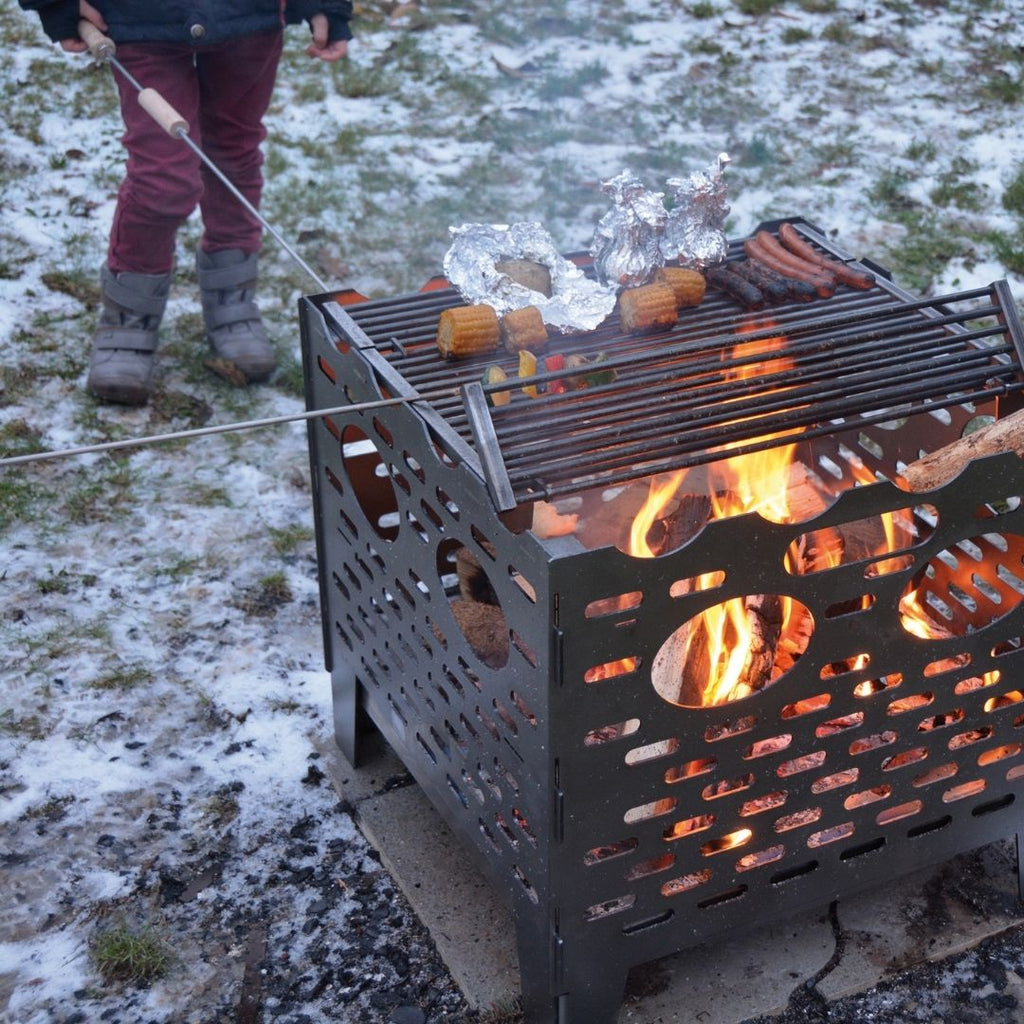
[1,1,1023,1022]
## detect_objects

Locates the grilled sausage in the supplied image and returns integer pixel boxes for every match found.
[706,265,765,309]
[744,234,836,298]
[743,257,818,302]
[778,222,876,290]
[730,259,791,303]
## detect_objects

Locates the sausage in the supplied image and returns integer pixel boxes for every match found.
[747,257,819,303]
[736,257,817,303]
[744,235,836,298]
[706,265,765,310]
[730,259,790,303]
[754,231,839,291]
[778,222,876,290]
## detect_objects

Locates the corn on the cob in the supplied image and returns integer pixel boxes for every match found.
[500,305,548,354]
[436,304,500,360]
[653,266,706,308]
[618,283,678,333]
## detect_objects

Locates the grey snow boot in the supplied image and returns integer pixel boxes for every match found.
[196,248,276,381]
[87,264,171,405]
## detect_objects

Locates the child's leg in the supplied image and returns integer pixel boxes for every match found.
[194,30,284,254]
[106,42,205,275]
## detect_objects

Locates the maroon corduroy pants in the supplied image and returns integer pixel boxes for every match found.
[106,30,284,275]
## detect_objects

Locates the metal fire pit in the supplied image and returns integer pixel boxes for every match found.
[300,219,1024,1022]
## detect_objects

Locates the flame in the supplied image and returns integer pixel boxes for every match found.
[684,325,800,706]
[630,470,688,558]
[898,584,939,639]
[588,470,688,682]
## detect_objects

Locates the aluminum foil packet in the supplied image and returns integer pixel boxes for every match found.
[589,169,668,288]
[443,222,617,333]
[661,152,731,270]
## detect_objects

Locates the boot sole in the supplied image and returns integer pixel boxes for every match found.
[87,380,151,406]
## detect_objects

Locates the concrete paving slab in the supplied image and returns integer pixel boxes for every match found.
[356,782,522,1010]
[321,731,1024,1022]
[818,839,1024,1003]
[616,909,835,1022]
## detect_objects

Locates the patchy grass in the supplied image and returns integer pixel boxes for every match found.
[36,568,73,595]
[272,353,307,399]
[90,919,172,987]
[0,418,46,457]
[734,0,777,15]
[40,268,100,307]
[235,571,294,617]
[58,459,137,525]
[88,663,154,691]
[0,708,49,741]
[475,998,524,1024]
[268,523,314,556]
[22,793,76,822]
[200,783,243,827]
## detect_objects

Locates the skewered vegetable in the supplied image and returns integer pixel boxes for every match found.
[544,353,567,394]
[481,364,511,407]
[565,351,617,388]
[518,349,540,397]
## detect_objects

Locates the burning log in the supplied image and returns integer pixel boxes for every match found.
[455,544,499,605]
[666,593,784,707]
[449,599,508,669]
[901,408,1024,492]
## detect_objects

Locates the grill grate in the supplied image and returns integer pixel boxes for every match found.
[329,220,1024,510]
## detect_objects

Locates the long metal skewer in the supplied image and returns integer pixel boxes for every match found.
[0,391,458,468]
[77,19,329,292]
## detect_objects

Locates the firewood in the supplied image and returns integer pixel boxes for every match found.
[450,599,508,668]
[531,500,579,538]
[901,408,1024,492]
[654,593,783,707]
[455,544,498,605]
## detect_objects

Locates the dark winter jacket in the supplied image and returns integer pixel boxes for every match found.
[18,1,353,48]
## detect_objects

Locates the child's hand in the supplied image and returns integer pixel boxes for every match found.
[61,0,107,53]
[306,13,349,62]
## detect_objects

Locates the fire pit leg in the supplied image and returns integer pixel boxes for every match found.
[331,662,365,766]
[1017,833,1024,902]
[515,921,628,1024]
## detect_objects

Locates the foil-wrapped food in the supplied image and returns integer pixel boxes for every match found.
[589,169,667,289]
[662,152,731,270]
[443,222,617,333]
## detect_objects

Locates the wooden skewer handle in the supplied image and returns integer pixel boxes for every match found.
[137,87,190,137]
[900,407,1024,491]
[78,19,115,60]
